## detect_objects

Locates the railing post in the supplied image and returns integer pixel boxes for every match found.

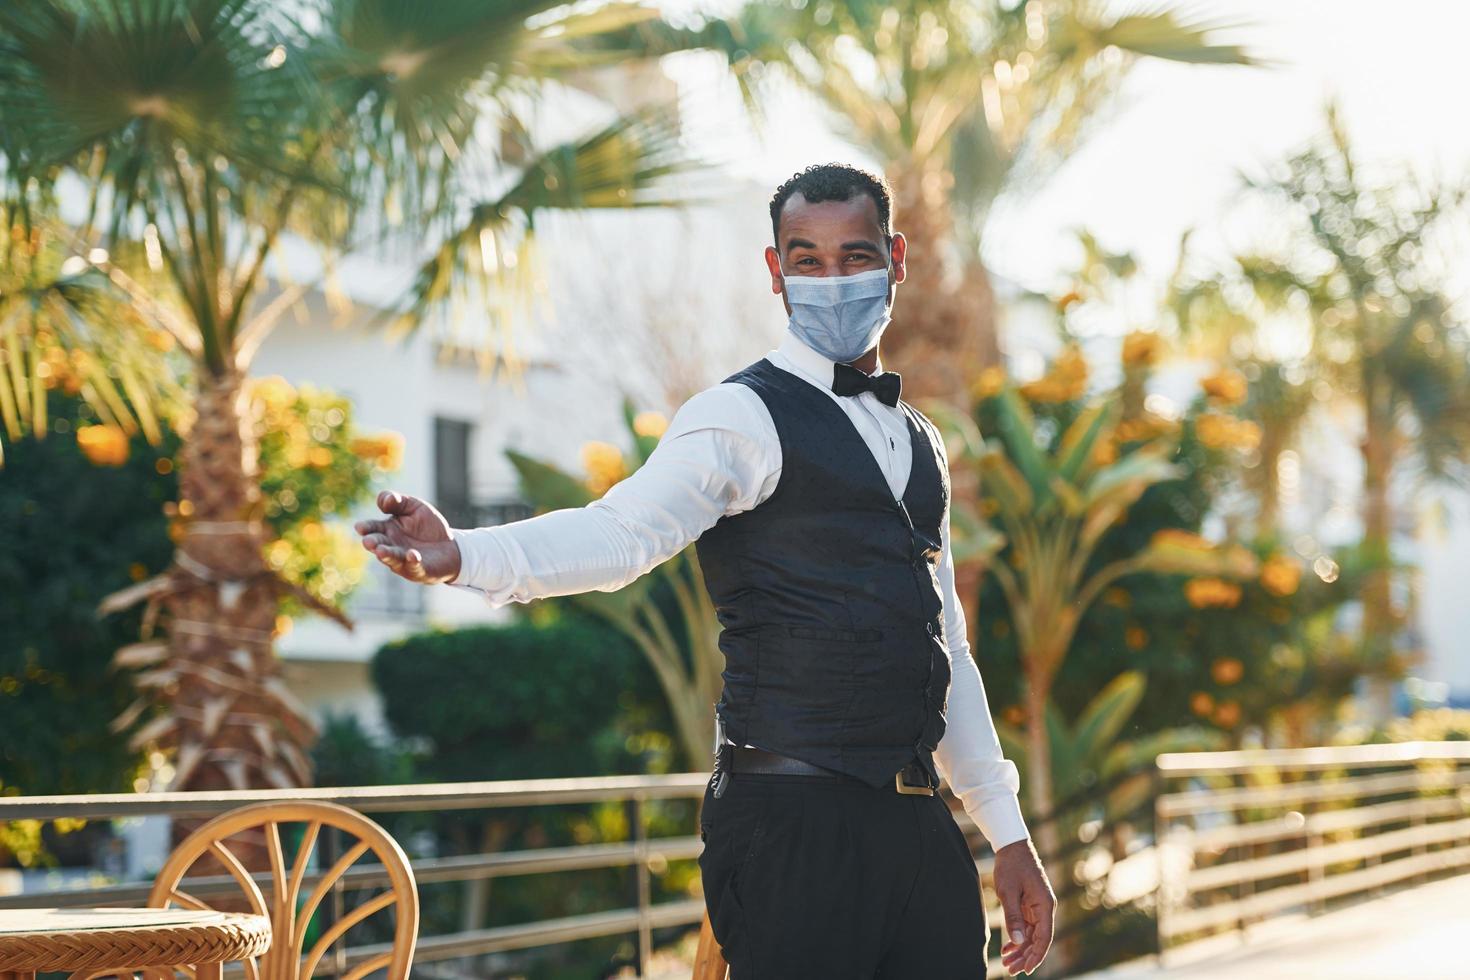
[1410,766,1428,887]
[1154,766,1170,967]
[627,794,652,976]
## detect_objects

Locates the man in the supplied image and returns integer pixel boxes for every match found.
[356,163,1055,977]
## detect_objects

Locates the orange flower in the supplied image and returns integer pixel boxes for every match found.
[76,424,129,466]
[633,411,669,439]
[1151,529,1213,551]
[248,375,296,412]
[1002,705,1026,726]
[1020,345,1089,402]
[1190,692,1215,717]
[1200,368,1248,405]
[1121,331,1164,368]
[1196,412,1262,452]
[972,366,1006,400]
[1125,625,1149,650]
[1212,700,1242,728]
[1103,587,1132,608]
[582,441,627,495]
[1116,415,1175,443]
[349,432,404,471]
[144,328,176,352]
[1260,554,1301,597]
[1185,577,1243,609]
[1211,657,1244,685]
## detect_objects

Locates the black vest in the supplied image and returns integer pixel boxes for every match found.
[694,357,953,788]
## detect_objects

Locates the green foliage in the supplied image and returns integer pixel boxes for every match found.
[310,713,418,788]
[972,373,1362,742]
[0,379,387,806]
[0,0,705,394]
[995,672,1225,818]
[0,390,177,806]
[369,612,691,979]
[249,375,396,618]
[372,614,675,782]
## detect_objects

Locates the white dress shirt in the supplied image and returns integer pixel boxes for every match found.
[448,331,1029,850]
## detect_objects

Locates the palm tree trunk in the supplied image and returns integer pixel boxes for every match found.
[100,369,351,850]
[883,159,1000,406]
[1359,396,1399,721]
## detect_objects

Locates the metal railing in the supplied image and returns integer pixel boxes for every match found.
[0,775,710,975]
[0,773,1008,976]
[1153,740,1470,955]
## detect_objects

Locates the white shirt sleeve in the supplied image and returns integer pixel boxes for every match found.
[931,484,1031,851]
[446,383,780,605]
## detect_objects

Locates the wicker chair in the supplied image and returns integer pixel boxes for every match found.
[142,801,418,980]
[692,909,727,979]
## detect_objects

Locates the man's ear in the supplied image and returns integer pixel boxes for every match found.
[890,232,907,284]
[764,244,784,294]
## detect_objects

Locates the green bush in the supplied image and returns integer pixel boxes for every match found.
[370,614,691,979]
[0,390,178,802]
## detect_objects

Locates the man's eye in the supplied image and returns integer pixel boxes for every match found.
[795,257,818,266]
[846,253,875,262]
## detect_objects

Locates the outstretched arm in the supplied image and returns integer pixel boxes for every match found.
[356,386,779,604]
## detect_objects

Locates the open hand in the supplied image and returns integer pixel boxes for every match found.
[354,490,462,584]
[992,837,1056,975]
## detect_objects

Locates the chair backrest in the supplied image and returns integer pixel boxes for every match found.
[146,801,418,980]
[692,909,728,980]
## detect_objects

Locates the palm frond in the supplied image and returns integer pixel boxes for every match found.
[395,109,697,334]
[0,214,187,467]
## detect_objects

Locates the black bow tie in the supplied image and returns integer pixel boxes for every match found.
[832,362,902,406]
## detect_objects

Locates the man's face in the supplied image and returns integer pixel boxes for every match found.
[764,192,907,317]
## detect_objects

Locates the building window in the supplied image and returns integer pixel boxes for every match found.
[434,416,535,530]
[434,417,475,528]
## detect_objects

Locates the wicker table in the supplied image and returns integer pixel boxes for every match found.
[0,908,271,980]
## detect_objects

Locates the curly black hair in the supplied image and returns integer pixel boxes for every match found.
[769,163,893,246]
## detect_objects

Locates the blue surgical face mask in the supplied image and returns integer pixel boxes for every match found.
[781,265,894,363]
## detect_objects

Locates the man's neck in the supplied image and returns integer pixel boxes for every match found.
[846,348,880,375]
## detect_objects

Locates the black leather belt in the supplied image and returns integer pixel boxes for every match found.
[721,744,937,796]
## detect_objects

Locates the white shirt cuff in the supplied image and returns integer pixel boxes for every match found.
[962,792,1030,853]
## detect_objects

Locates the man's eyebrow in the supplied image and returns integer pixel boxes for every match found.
[784,237,817,254]
[842,240,881,252]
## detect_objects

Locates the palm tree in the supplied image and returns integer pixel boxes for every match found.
[639,0,1255,400]
[937,382,1257,872]
[0,0,702,794]
[1178,105,1470,711]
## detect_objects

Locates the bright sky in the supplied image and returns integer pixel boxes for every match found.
[664,0,1470,300]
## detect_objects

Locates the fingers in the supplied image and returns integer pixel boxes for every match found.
[363,536,423,582]
[997,882,1028,973]
[1021,890,1056,974]
[377,489,418,516]
[354,518,387,536]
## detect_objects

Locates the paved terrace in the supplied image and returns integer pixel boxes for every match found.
[1078,873,1470,980]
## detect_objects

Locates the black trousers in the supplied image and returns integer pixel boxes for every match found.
[698,769,990,979]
